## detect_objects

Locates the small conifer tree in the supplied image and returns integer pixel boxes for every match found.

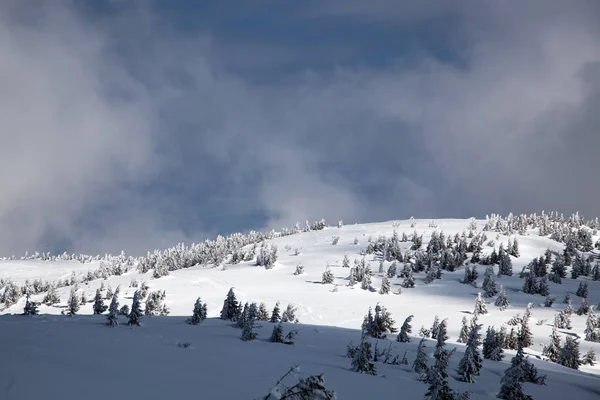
[270,302,281,323]
[106,293,119,327]
[397,315,413,343]
[128,290,143,326]
[67,288,80,316]
[458,323,483,383]
[379,276,391,295]
[474,293,488,316]
[93,288,107,315]
[322,267,335,284]
[494,286,510,311]
[413,337,429,373]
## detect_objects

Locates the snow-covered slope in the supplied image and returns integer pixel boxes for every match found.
[1,217,600,399]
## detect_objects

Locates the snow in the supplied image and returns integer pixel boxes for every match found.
[1,218,600,399]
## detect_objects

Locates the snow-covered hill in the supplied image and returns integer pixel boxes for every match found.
[2,216,600,399]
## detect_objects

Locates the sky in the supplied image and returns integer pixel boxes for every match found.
[0,0,599,256]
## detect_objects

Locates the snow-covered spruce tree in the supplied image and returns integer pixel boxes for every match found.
[106,293,119,327]
[293,264,304,276]
[520,304,534,348]
[360,274,372,290]
[238,303,249,329]
[22,294,39,316]
[510,238,520,257]
[542,323,561,362]
[352,330,376,375]
[582,348,596,366]
[557,336,581,370]
[474,293,488,316]
[494,286,510,311]
[413,337,429,374]
[576,298,590,316]
[270,302,281,323]
[241,309,258,341]
[397,315,414,343]
[537,276,550,297]
[423,319,456,400]
[258,302,270,321]
[145,290,169,316]
[462,265,478,285]
[482,326,504,361]
[402,268,416,288]
[321,267,334,284]
[187,298,206,325]
[555,309,572,330]
[430,316,441,340]
[128,290,143,326]
[584,306,599,342]
[67,288,80,316]
[220,287,239,321]
[521,271,538,295]
[497,250,513,276]
[80,292,88,305]
[482,266,498,297]
[281,303,299,323]
[458,316,469,343]
[497,361,530,400]
[105,285,114,301]
[576,281,588,298]
[379,275,391,295]
[387,262,397,278]
[93,288,107,315]
[342,254,350,268]
[43,284,60,305]
[270,323,284,343]
[374,304,398,338]
[458,322,483,383]
[119,304,130,316]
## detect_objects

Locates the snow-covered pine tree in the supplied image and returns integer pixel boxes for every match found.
[542,323,561,362]
[379,275,391,295]
[576,298,590,315]
[351,330,376,375]
[187,297,205,325]
[537,275,550,296]
[520,304,533,348]
[281,303,299,323]
[105,285,114,300]
[270,302,281,323]
[413,337,428,374]
[106,293,119,327]
[321,267,334,284]
[511,238,520,257]
[458,316,469,343]
[555,309,572,330]
[238,302,249,329]
[584,306,599,342]
[370,304,397,338]
[387,262,397,278]
[67,288,80,316]
[582,348,596,366]
[557,336,581,369]
[575,281,588,298]
[431,316,441,340]
[397,315,413,343]
[522,271,538,295]
[342,254,350,268]
[43,284,60,305]
[402,268,415,288]
[423,319,455,400]
[360,274,372,290]
[497,361,530,400]
[482,266,498,297]
[270,323,284,343]
[458,322,483,383]
[498,250,513,276]
[241,308,258,341]
[22,294,39,316]
[220,287,239,321]
[258,302,270,321]
[494,286,510,311]
[482,326,504,361]
[474,293,488,316]
[128,290,143,326]
[293,264,304,275]
[93,288,107,315]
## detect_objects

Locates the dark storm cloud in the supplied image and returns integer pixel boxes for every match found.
[0,0,598,255]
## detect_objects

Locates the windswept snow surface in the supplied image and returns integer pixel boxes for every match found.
[2,218,600,399]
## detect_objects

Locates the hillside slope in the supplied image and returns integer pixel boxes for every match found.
[2,217,600,399]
